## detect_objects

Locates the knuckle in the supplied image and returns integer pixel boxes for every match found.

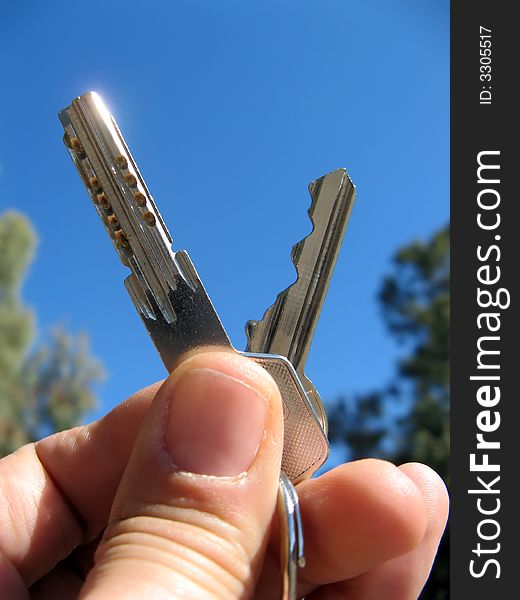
[96,509,252,599]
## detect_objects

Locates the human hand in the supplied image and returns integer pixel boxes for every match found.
[0,350,448,599]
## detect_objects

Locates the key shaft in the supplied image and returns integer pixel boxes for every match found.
[59,92,231,370]
[246,169,356,428]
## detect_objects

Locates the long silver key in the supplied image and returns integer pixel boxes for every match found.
[58,91,343,483]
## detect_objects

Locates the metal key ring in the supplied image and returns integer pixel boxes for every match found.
[278,472,306,600]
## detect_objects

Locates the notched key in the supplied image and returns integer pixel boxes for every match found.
[246,169,356,433]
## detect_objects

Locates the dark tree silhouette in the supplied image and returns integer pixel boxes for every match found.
[328,225,449,599]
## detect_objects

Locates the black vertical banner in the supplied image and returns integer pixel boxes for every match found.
[451,2,518,597]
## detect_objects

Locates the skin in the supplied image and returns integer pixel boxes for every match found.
[0,350,449,599]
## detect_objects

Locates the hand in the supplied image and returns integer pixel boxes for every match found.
[0,350,448,599]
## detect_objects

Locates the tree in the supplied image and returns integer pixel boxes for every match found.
[328,225,450,599]
[0,211,104,457]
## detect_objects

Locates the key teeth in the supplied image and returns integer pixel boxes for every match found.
[245,168,354,351]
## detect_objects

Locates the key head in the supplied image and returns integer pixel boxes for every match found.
[243,352,329,483]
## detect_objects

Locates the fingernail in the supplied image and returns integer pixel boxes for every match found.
[166,368,268,476]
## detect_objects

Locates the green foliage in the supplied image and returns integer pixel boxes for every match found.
[328,224,450,599]
[0,212,35,378]
[381,226,450,482]
[328,390,388,461]
[0,211,104,456]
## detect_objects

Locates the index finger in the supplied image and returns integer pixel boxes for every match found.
[0,381,162,585]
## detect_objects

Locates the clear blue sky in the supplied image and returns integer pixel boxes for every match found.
[0,1,448,426]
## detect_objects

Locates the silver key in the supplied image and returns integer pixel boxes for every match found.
[247,168,355,448]
[246,168,355,599]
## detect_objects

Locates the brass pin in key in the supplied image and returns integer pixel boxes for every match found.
[59,92,356,600]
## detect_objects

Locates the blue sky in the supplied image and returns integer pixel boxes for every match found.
[0,1,448,430]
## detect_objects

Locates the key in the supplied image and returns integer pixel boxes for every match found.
[59,92,231,360]
[246,168,356,458]
[245,168,355,599]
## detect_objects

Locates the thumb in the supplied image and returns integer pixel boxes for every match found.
[79,350,284,600]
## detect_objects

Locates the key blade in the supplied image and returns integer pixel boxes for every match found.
[126,251,231,372]
[246,168,356,391]
[59,92,179,321]
[60,92,231,370]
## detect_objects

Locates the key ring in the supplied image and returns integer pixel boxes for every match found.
[278,472,305,600]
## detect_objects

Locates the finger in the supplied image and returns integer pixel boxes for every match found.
[0,381,162,585]
[298,460,429,585]
[307,463,449,600]
[79,350,284,600]
[255,459,430,598]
